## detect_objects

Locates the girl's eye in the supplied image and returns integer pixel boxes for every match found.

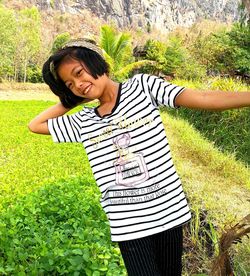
[67,83,72,89]
[77,69,83,76]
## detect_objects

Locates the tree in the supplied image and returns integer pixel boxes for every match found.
[164,36,186,75]
[0,5,17,80]
[227,23,250,75]
[51,32,71,54]
[144,39,167,75]
[143,37,188,77]
[100,25,133,73]
[14,7,41,82]
[99,25,153,81]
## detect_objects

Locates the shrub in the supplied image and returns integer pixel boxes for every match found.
[26,64,43,83]
[209,77,249,91]
[164,36,186,75]
[175,55,207,81]
[0,177,126,275]
[51,32,71,54]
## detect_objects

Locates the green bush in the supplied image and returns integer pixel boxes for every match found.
[51,32,71,54]
[0,177,126,275]
[175,55,207,80]
[190,23,250,76]
[26,64,43,83]
[164,36,187,75]
[209,77,249,91]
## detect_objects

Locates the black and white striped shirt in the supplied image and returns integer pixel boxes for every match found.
[48,74,192,242]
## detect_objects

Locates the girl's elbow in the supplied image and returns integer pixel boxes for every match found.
[28,121,50,135]
[27,121,37,133]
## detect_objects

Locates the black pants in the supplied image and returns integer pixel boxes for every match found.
[118,226,183,276]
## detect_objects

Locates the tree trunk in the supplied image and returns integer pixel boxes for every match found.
[23,58,27,83]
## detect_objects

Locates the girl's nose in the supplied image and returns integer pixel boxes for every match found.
[75,79,83,90]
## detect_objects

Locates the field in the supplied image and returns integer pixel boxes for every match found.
[0,87,250,275]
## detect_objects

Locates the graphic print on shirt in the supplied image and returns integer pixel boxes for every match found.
[113,133,149,187]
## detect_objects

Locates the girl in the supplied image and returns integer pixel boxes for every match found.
[28,38,250,276]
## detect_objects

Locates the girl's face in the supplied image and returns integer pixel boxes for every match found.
[57,58,107,100]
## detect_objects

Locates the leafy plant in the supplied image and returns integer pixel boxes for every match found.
[51,32,71,54]
[164,36,186,75]
[144,39,167,75]
[0,5,17,80]
[0,177,126,275]
[100,25,153,80]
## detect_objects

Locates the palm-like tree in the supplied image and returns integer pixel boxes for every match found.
[99,25,154,81]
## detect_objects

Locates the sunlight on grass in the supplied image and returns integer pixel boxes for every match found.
[0,100,249,274]
[0,101,93,213]
[160,110,250,226]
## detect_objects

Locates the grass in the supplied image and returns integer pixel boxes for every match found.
[173,77,250,92]
[160,109,250,274]
[0,99,250,274]
[0,101,92,213]
[0,82,49,91]
[160,109,250,224]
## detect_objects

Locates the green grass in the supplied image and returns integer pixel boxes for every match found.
[171,78,250,165]
[0,100,250,275]
[0,101,93,212]
[160,109,250,275]
[160,108,250,225]
[173,77,250,92]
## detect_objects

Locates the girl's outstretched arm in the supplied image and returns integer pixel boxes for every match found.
[175,88,250,110]
[28,102,72,134]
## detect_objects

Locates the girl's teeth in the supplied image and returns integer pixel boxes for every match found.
[85,85,91,94]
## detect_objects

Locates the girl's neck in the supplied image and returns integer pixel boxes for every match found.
[99,78,119,106]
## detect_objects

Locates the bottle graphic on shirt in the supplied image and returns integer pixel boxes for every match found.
[113,133,149,187]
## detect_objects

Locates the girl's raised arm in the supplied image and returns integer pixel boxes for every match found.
[28,102,72,135]
[175,88,250,111]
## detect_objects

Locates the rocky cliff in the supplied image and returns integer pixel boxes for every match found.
[30,0,241,32]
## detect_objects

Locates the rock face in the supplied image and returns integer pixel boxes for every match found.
[35,0,241,32]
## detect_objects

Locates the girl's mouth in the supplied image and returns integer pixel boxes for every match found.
[83,84,92,95]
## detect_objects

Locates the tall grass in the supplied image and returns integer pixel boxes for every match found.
[160,110,250,274]
[170,77,250,165]
[0,100,249,274]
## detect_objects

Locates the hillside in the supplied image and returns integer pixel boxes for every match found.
[4,0,242,35]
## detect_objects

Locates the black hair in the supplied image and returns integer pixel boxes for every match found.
[42,47,109,108]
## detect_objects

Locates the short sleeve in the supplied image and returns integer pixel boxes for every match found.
[140,74,186,108]
[48,112,82,143]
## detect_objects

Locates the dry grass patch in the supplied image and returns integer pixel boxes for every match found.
[0,82,57,101]
[160,110,250,227]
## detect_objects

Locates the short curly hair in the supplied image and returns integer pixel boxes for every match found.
[42,46,109,108]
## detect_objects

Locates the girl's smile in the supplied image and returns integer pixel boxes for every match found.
[57,58,120,114]
[57,59,100,99]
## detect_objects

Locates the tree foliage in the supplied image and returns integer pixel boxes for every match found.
[144,39,167,75]
[143,37,189,77]
[99,25,150,81]
[0,5,42,82]
[51,32,71,54]
[189,22,250,77]
[16,7,42,82]
[164,36,186,75]
[0,5,249,83]
[0,5,17,81]
[100,25,133,73]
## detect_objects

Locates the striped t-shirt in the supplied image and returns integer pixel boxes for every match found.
[48,73,192,242]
